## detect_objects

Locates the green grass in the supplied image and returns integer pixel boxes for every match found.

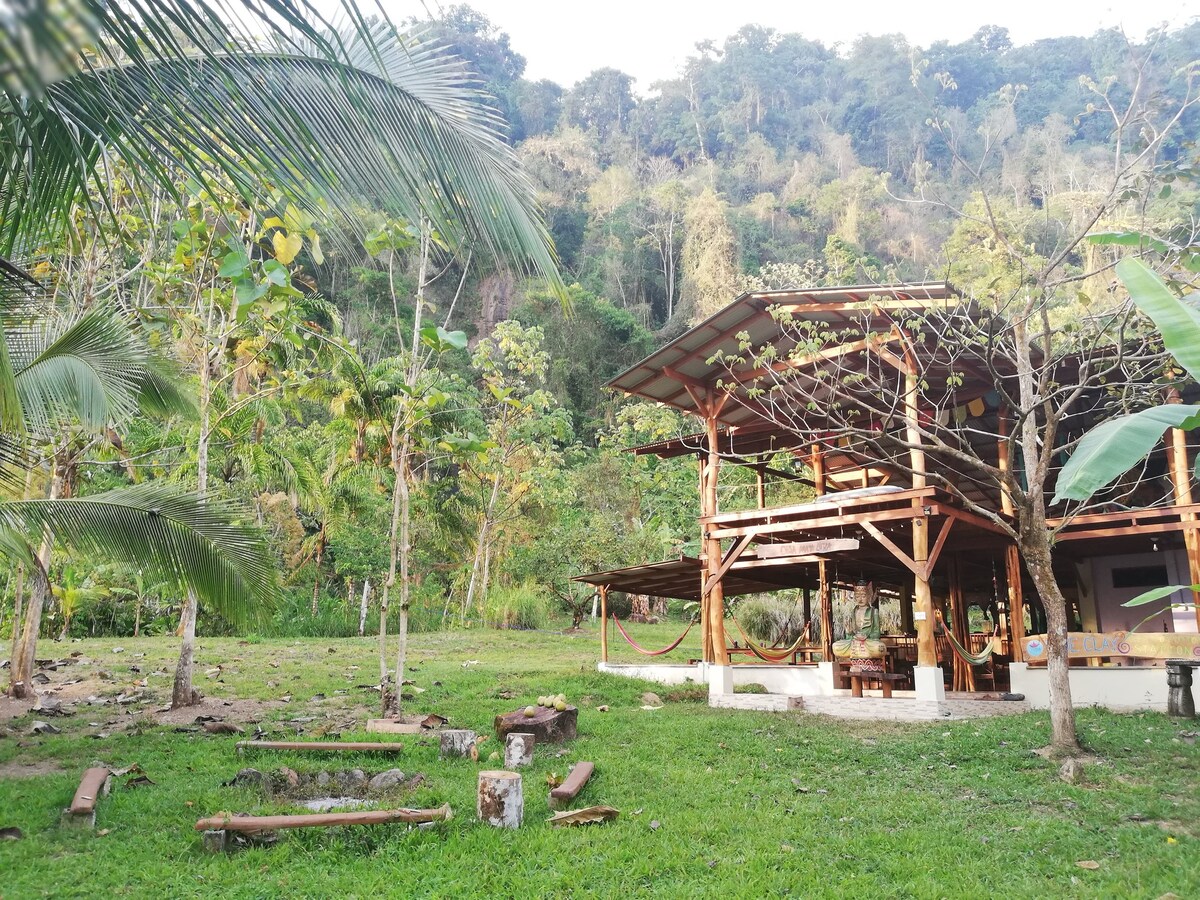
[1,622,1197,898]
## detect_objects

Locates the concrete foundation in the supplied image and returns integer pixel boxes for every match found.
[913,666,946,701]
[1010,662,1169,712]
[599,661,835,696]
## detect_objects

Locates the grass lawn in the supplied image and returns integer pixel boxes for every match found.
[0,621,1197,898]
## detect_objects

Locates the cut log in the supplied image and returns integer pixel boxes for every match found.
[438,729,477,758]
[194,804,452,832]
[234,741,403,753]
[477,770,522,829]
[548,761,594,810]
[62,767,111,828]
[494,705,577,744]
[504,732,535,768]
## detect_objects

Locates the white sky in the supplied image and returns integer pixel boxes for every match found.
[380,0,1200,92]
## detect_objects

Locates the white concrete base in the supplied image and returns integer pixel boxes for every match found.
[913,666,946,701]
[710,693,803,711]
[598,661,836,696]
[708,665,733,697]
[1009,662,1168,712]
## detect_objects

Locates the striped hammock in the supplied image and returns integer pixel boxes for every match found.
[937,612,1000,666]
[729,615,813,663]
[611,615,694,657]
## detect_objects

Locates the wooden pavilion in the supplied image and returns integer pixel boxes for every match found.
[576,283,1200,706]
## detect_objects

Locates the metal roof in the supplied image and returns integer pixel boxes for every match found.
[608,282,964,430]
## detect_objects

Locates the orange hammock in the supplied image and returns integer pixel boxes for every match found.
[729,615,813,662]
[611,615,695,657]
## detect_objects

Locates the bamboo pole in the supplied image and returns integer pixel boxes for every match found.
[819,560,834,662]
[698,454,712,664]
[599,585,609,663]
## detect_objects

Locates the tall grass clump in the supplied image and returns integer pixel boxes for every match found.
[483,583,553,630]
[735,595,807,644]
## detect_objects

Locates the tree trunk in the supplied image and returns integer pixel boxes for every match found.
[1020,529,1080,753]
[358,577,370,637]
[9,563,23,671]
[393,436,412,715]
[9,564,48,699]
[477,770,523,829]
[311,536,325,617]
[133,595,142,638]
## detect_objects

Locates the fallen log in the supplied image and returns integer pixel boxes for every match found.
[195,803,452,832]
[62,767,111,828]
[234,741,403,753]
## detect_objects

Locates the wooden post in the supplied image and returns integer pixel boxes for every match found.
[997,406,1015,517]
[477,771,523,829]
[899,581,914,635]
[698,455,712,664]
[1006,543,1026,662]
[948,555,975,692]
[504,733,535,768]
[802,587,812,628]
[756,465,766,509]
[599,584,609,663]
[1166,389,1200,628]
[810,443,826,496]
[704,413,729,666]
[904,367,937,669]
[819,560,834,661]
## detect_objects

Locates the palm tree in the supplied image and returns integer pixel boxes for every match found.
[1,1,559,702]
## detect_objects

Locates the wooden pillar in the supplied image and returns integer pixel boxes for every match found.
[948,555,975,692]
[899,581,914,635]
[997,406,1015,517]
[810,443,826,496]
[697,455,712,663]
[1166,389,1200,628]
[818,562,834,661]
[704,414,729,666]
[599,585,609,663]
[755,466,766,509]
[802,587,812,628]
[1006,543,1026,661]
[905,367,937,669]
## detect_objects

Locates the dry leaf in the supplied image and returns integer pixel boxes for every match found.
[96,828,111,836]
[1076,860,1101,870]
[547,806,619,827]
[125,775,156,788]
[640,705,662,711]
[597,705,609,712]
[203,722,244,735]
[545,772,563,788]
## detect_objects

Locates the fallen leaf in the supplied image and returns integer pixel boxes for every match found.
[640,705,662,711]
[1076,860,1101,870]
[30,720,60,735]
[597,705,610,712]
[545,772,563,788]
[203,722,244,735]
[96,828,111,836]
[125,775,156,788]
[547,806,619,827]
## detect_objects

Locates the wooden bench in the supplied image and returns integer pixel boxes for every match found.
[195,804,452,852]
[548,761,594,810]
[848,668,905,698]
[62,767,111,828]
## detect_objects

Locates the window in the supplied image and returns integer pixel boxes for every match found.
[1111,565,1169,589]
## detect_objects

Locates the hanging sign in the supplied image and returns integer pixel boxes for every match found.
[1023,632,1200,661]
[756,538,860,558]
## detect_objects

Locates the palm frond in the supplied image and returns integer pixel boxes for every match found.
[0,482,279,626]
[1,1,560,288]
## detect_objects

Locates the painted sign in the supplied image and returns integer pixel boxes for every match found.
[756,538,860,559]
[1023,632,1200,661]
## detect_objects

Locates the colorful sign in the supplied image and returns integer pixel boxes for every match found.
[756,538,860,558]
[1023,632,1200,661]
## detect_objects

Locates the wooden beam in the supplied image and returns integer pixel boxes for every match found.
[923,517,956,579]
[819,559,834,661]
[724,338,872,385]
[1006,543,1026,662]
[708,504,936,540]
[703,533,757,596]
[861,520,923,578]
[703,486,937,525]
[704,414,729,665]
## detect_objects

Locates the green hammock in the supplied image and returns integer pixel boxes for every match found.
[729,614,813,662]
[938,611,1000,666]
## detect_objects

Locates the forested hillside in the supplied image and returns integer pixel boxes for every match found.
[5,4,1198,647]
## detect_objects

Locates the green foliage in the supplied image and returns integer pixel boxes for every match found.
[481,581,553,630]
[734,595,808,644]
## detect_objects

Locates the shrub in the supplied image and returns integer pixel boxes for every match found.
[483,582,552,630]
[735,595,807,644]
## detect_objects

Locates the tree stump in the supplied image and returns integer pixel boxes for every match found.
[504,732,535,768]
[477,770,522,828]
[494,706,577,744]
[439,729,478,758]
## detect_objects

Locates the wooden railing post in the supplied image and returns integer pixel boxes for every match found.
[599,585,609,663]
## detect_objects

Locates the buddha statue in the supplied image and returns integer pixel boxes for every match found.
[832,580,886,670]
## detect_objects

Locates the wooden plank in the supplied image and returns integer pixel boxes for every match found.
[195,804,452,832]
[1023,631,1200,661]
[922,517,955,579]
[703,487,936,524]
[235,741,403,753]
[1046,502,1200,529]
[708,504,935,540]
[548,761,595,810]
[69,768,110,816]
[756,538,859,558]
[1053,520,1200,541]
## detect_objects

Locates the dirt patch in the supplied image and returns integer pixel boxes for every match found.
[147,697,286,726]
[0,696,35,724]
[0,758,64,779]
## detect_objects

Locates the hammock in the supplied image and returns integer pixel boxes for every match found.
[611,615,694,657]
[729,615,813,663]
[937,611,1000,666]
